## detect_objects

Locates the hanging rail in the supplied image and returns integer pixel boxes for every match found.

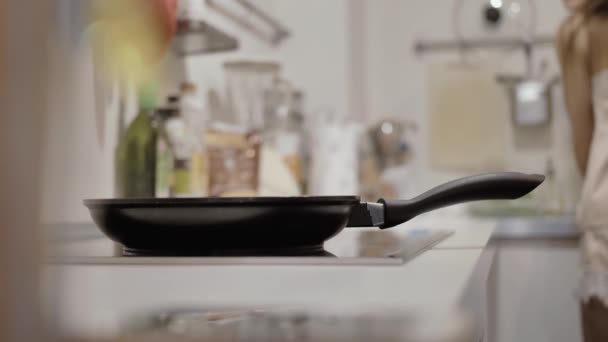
[414,36,554,54]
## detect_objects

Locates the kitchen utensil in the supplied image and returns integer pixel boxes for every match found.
[453,0,537,42]
[84,172,543,255]
[497,74,560,127]
[309,112,360,195]
[224,61,280,129]
[366,119,420,200]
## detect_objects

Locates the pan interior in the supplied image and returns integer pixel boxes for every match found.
[84,196,360,208]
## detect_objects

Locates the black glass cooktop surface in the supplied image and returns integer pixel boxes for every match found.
[46,223,452,265]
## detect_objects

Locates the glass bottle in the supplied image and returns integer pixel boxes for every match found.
[115,82,158,198]
[154,97,179,198]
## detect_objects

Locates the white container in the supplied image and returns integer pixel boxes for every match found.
[309,114,360,195]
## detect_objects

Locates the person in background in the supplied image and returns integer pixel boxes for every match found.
[558,0,608,340]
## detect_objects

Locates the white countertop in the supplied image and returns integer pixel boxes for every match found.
[394,216,494,249]
[44,217,495,337]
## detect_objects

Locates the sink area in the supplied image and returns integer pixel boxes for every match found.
[467,199,578,240]
[491,215,577,240]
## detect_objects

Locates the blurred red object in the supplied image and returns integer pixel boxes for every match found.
[155,0,178,40]
[152,0,178,52]
[89,0,179,77]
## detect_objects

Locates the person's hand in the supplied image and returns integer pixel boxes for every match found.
[563,0,587,12]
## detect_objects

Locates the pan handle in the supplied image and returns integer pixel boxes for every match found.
[378,172,545,229]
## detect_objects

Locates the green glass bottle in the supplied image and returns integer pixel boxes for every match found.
[115,82,158,198]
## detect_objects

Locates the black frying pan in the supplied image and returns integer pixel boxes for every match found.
[84,172,544,255]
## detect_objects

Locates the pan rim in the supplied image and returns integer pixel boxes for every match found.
[83,196,360,208]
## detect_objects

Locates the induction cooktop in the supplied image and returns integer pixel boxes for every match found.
[45,223,452,266]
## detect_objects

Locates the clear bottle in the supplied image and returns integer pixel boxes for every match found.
[154,96,180,198]
[180,82,209,196]
[263,81,306,193]
[163,95,198,197]
[115,82,158,198]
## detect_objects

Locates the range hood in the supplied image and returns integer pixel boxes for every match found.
[172,18,239,56]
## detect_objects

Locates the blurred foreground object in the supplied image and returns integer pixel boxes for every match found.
[0,1,50,340]
[118,308,475,342]
[89,0,177,83]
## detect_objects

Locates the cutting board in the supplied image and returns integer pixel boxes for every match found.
[427,63,508,171]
